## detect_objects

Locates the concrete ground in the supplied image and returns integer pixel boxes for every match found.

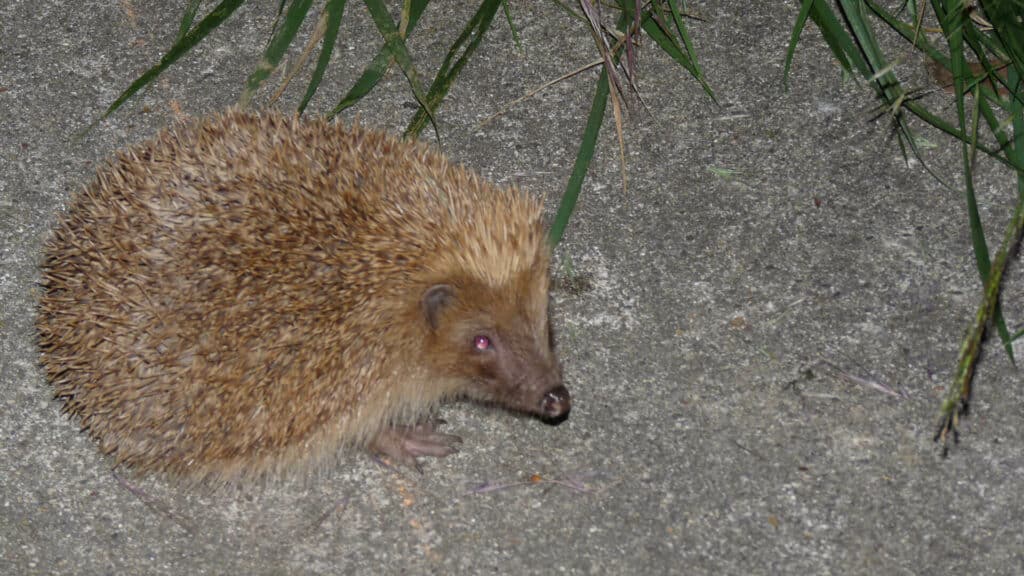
[3,1,1023,574]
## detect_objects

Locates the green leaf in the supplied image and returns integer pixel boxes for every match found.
[549,67,609,246]
[839,0,903,101]
[239,0,315,108]
[783,0,817,89]
[176,0,204,44]
[328,0,434,118]
[664,0,699,66]
[939,0,1021,382]
[501,0,522,52]
[803,0,870,77]
[98,0,247,122]
[640,7,716,103]
[406,0,503,137]
[979,0,1024,86]
[297,0,349,114]
[363,0,436,136]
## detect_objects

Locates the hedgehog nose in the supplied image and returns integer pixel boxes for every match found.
[540,385,571,421]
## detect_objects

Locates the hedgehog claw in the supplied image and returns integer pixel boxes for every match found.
[370,420,462,471]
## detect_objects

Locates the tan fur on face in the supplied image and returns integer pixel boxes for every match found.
[36,109,552,482]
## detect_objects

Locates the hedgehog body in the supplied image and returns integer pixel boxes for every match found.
[36,110,569,480]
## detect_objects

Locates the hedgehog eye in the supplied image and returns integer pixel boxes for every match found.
[473,335,493,351]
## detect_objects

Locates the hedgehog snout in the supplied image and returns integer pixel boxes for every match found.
[539,385,571,422]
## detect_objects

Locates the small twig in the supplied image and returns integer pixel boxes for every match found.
[732,440,767,461]
[819,359,907,399]
[466,480,535,494]
[478,59,604,128]
[580,0,635,192]
[800,392,843,400]
[464,471,598,496]
[268,6,328,106]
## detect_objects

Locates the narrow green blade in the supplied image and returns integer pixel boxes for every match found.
[363,0,435,134]
[329,0,429,116]
[176,0,204,43]
[406,0,503,137]
[239,0,316,107]
[549,68,610,246]
[297,0,349,114]
[99,0,247,121]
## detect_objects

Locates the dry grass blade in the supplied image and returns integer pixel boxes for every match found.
[818,359,907,399]
[580,0,629,192]
[269,7,329,106]
[239,0,315,108]
[478,58,604,128]
[464,471,600,495]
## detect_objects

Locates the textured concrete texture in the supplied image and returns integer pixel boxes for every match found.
[3,0,1023,574]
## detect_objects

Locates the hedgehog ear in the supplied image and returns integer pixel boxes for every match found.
[422,284,455,331]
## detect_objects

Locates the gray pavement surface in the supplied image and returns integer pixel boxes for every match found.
[3,1,1024,574]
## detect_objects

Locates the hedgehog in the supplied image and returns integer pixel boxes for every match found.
[36,109,570,481]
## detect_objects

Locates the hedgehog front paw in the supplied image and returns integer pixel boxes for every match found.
[369,420,462,472]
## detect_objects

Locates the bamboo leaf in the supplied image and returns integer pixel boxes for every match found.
[327,0,430,117]
[979,0,1024,85]
[804,0,870,77]
[363,0,436,136]
[664,0,701,71]
[640,7,716,102]
[501,0,522,52]
[406,0,503,137]
[98,0,247,122]
[549,67,609,246]
[176,0,204,43]
[239,0,315,108]
[297,0,348,113]
[783,0,817,89]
